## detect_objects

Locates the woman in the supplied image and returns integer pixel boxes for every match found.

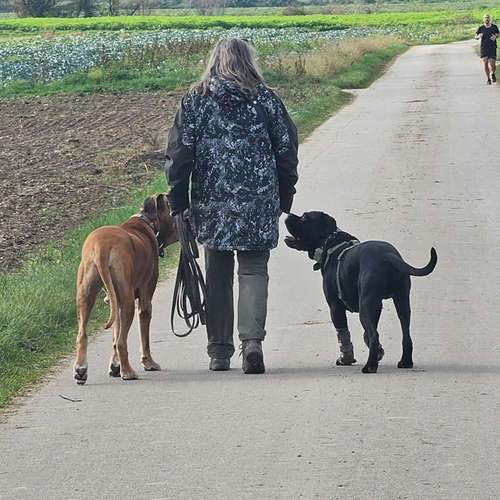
[165,38,299,374]
[475,13,499,84]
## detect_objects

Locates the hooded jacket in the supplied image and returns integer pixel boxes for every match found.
[165,77,299,251]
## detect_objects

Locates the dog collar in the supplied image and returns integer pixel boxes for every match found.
[131,214,165,257]
[312,231,338,270]
[313,238,360,272]
[131,213,155,229]
[314,237,360,312]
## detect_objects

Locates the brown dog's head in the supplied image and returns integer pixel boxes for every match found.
[141,194,178,253]
[285,211,337,259]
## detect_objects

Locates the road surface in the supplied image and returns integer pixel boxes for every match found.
[1,41,500,500]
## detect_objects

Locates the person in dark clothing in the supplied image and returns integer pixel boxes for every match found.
[475,13,499,84]
[164,38,299,373]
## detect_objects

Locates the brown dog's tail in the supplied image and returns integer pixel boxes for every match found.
[386,247,437,277]
[94,250,118,329]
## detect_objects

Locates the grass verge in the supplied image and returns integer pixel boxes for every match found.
[0,40,407,409]
[332,42,406,89]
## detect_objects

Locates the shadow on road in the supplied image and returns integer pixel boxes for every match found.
[140,362,500,385]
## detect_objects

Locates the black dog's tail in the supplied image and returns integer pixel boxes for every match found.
[386,247,437,276]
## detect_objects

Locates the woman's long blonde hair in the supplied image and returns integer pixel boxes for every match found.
[193,38,266,95]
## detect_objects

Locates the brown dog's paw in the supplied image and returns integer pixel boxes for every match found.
[108,363,121,378]
[74,364,88,385]
[142,359,161,372]
[362,364,378,374]
[397,359,413,369]
[121,370,138,381]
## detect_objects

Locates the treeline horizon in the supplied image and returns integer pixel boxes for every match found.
[0,0,488,17]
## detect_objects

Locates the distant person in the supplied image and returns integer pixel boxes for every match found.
[475,13,499,84]
[165,38,299,374]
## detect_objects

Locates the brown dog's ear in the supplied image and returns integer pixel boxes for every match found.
[156,193,168,211]
[142,197,157,218]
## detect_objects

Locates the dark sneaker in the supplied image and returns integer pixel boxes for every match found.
[336,350,356,366]
[209,358,230,371]
[492,73,497,83]
[241,340,265,374]
[487,78,492,85]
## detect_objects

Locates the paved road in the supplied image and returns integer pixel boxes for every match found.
[2,41,500,500]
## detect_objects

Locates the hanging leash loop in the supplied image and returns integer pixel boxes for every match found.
[170,213,207,337]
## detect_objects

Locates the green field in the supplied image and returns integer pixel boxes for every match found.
[0,9,496,32]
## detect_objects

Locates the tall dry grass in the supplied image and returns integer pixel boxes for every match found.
[264,36,397,79]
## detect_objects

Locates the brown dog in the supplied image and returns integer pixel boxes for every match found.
[73,194,177,384]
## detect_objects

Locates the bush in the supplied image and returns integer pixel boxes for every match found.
[195,0,227,15]
[319,4,342,15]
[282,4,306,16]
[87,67,104,80]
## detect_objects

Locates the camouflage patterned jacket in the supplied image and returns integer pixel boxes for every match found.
[165,77,299,251]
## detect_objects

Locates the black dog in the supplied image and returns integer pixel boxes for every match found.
[285,212,437,373]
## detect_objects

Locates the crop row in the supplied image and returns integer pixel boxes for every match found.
[0,10,495,32]
[0,27,388,85]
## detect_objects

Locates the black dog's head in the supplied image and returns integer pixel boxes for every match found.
[285,212,337,258]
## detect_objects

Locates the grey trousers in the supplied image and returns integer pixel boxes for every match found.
[204,248,270,359]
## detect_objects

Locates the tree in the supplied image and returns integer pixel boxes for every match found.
[0,0,11,12]
[10,0,56,16]
[77,0,95,16]
[193,0,227,15]
[106,0,119,14]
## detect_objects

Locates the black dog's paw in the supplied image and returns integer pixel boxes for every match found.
[397,359,413,369]
[378,346,385,362]
[336,353,356,366]
[362,364,378,374]
[108,363,121,377]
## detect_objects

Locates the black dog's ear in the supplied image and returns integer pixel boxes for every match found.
[142,197,157,218]
[321,213,337,236]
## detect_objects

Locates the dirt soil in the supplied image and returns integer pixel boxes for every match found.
[0,91,182,272]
